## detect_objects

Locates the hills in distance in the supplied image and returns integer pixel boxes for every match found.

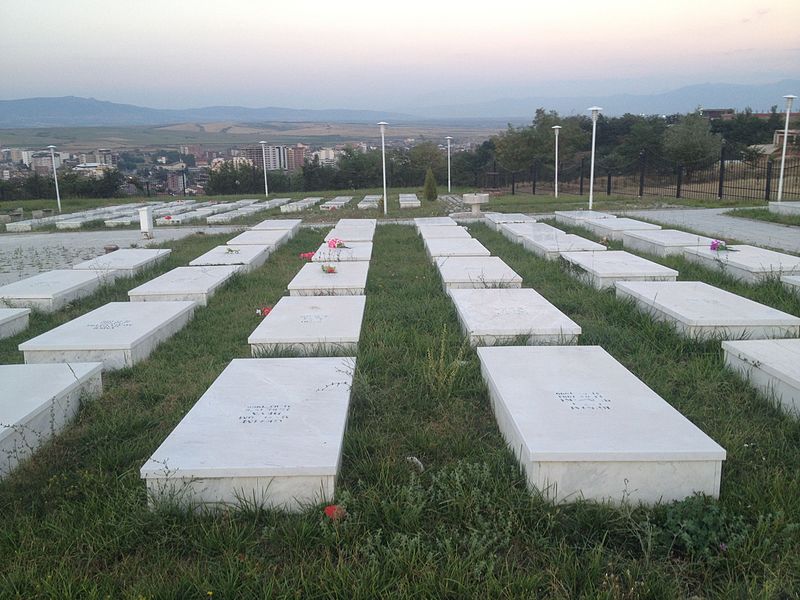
[1,79,797,128]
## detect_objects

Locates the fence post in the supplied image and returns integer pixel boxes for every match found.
[511,171,516,195]
[764,158,773,201]
[638,150,646,197]
[676,165,683,199]
[579,158,585,195]
[606,169,612,195]
[532,162,537,195]
[717,143,726,200]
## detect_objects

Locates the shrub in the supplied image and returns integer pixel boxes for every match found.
[423,167,438,201]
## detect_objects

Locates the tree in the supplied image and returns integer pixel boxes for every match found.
[663,113,722,170]
[423,167,437,201]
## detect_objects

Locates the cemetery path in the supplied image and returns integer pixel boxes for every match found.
[623,207,800,253]
[0,226,238,285]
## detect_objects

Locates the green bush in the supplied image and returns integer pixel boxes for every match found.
[423,167,437,201]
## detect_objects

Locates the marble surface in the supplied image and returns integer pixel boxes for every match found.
[311,242,373,263]
[248,295,366,354]
[582,217,661,241]
[226,230,290,247]
[554,210,616,227]
[0,362,103,478]
[622,229,716,257]
[19,300,196,370]
[484,213,536,231]
[477,345,725,504]
[250,219,302,235]
[524,234,607,260]
[783,275,800,294]
[449,288,581,346]
[414,217,457,230]
[323,226,375,242]
[683,244,800,284]
[287,262,370,296]
[616,280,800,340]
[417,225,472,240]
[424,238,491,259]
[141,357,355,511]
[722,338,800,417]
[188,245,271,272]
[0,308,30,340]
[500,222,564,243]
[72,248,171,278]
[559,251,678,289]
[435,256,523,290]
[128,266,240,306]
[0,270,105,312]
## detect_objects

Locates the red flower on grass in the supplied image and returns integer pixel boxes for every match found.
[299,252,315,261]
[324,504,347,521]
[256,306,272,317]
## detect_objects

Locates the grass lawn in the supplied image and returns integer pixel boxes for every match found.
[0,220,799,597]
[725,207,800,228]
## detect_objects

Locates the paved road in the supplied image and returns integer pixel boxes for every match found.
[0,226,238,285]
[623,207,800,254]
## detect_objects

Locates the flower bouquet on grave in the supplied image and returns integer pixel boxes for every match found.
[255,306,272,317]
[321,264,337,274]
[299,251,315,261]
[710,239,736,252]
[327,238,349,249]
[225,247,241,254]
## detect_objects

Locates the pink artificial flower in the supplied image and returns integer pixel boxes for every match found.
[710,239,721,251]
[299,252,315,261]
[164,215,172,220]
[321,264,337,274]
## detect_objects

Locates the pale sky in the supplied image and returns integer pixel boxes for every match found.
[2,0,798,110]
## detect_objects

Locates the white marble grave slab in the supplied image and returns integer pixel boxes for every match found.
[337,219,376,227]
[768,201,800,216]
[622,229,716,258]
[524,234,607,260]
[140,357,355,511]
[435,256,522,291]
[414,217,457,231]
[722,339,800,417]
[449,288,580,346]
[226,230,290,247]
[324,226,375,242]
[484,212,536,232]
[424,237,490,259]
[500,222,564,243]
[0,308,30,339]
[782,275,800,295]
[0,270,105,313]
[287,262,370,296]
[417,225,472,240]
[582,217,661,241]
[128,266,239,306]
[311,241,373,262]
[0,362,103,478]
[615,281,800,340]
[560,251,678,289]
[249,295,366,355]
[554,210,616,227]
[683,245,800,284]
[19,301,196,371]
[250,219,302,237]
[188,245,271,272]
[477,345,726,504]
[72,249,171,278]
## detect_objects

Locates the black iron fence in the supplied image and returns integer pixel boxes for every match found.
[489,151,800,202]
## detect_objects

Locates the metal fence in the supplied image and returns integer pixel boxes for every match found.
[488,151,800,202]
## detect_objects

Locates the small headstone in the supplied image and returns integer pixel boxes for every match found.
[683,245,800,284]
[622,229,716,257]
[524,234,606,260]
[484,212,536,232]
[72,249,171,279]
[582,217,661,241]
[0,270,107,313]
[250,219,302,237]
[311,241,373,263]
[324,225,375,242]
[435,256,522,291]
[140,357,355,511]
[128,266,240,306]
[417,225,472,240]
[424,238,491,259]
[189,245,271,272]
[559,251,678,289]
[227,230,290,247]
[0,308,30,340]
[477,345,726,504]
[553,210,616,227]
[287,262,370,296]
[19,301,196,371]
[414,217,457,231]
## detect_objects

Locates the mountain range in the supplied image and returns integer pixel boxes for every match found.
[0,79,797,128]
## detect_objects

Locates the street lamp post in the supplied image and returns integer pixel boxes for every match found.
[777,95,797,202]
[587,107,602,210]
[259,140,269,198]
[378,122,388,215]
[445,136,453,193]
[551,126,562,198]
[46,145,62,213]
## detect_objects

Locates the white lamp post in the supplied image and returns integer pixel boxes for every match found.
[259,140,269,198]
[378,122,388,215]
[551,126,562,198]
[46,145,62,213]
[777,95,796,202]
[587,106,602,210]
[445,136,453,193]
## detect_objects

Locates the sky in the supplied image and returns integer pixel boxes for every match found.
[2,0,798,110]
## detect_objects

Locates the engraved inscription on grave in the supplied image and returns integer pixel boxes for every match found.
[299,313,329,324]
[87,319,133,330]
[238,404,291,424]
[555,391,612,411]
